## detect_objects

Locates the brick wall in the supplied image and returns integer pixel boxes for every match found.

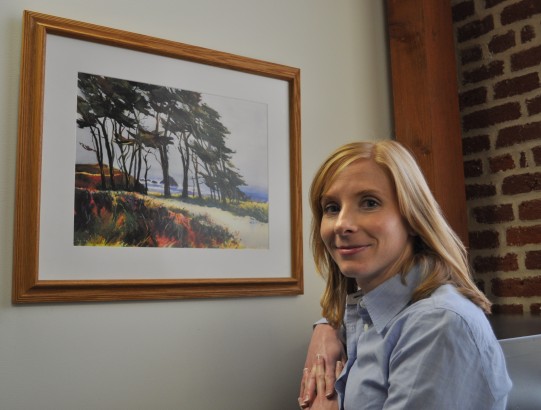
[452,0,541,316]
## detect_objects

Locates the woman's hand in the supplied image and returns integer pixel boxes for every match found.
[298,324,346,408]
[300,355,342,410]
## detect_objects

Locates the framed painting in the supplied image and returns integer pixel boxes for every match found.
[12,10,302,303]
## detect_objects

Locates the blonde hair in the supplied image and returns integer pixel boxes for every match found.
[309,140,491,328]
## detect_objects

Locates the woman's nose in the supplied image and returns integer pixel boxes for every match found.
[334,208,357,235]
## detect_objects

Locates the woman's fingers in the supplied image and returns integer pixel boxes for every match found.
[321,356,342,399]
[298,367,312,408]
[335,360,344,379]
[299,355,342,407]
[324,358,338,398]
[300,365,317,408]
[316,354,327,395]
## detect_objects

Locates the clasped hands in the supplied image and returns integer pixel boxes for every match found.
[298,324,346,409]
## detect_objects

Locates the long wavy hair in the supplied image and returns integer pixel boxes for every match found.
[309,140,491,328]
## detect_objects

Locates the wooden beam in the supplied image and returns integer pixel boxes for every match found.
[386,0,468,243]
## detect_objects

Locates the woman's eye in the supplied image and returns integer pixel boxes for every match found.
[323,203,340,214]
[361,198,379,209]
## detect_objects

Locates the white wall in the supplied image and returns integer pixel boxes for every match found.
[0,1,392,409]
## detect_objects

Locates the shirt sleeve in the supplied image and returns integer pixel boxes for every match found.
[383,307,510,410]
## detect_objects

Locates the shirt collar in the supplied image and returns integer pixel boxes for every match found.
[361,266,422,334]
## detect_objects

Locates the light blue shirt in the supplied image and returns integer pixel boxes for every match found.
[335,267,512,409]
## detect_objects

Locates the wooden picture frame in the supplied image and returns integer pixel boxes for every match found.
[12,10,302,303]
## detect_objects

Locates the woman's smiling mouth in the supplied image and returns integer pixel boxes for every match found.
[335,245,370,256]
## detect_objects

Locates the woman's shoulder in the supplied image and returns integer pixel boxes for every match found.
[384,285,512,406]
[408,284,484,316]
[396,284,497,346]
[387,284,512,402]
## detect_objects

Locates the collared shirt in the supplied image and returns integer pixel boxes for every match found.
[335,267,512,410]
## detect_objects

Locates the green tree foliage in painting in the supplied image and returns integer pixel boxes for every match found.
[76,73,248,203]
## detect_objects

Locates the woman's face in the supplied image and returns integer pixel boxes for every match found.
[319,158,413,293]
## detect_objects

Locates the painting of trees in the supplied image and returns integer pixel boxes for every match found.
[75,72,268,249]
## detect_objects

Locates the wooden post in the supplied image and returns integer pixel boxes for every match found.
[386,0,468,244]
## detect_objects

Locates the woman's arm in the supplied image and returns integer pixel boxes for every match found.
[298,323,346,408]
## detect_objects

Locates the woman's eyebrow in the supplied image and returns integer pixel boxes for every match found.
[352,189,384,198]
[319,193,334,204]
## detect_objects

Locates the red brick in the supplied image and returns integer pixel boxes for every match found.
[507,224,541,245]
[496,122,541,148]
[526,95,541,115]
[533,146,541,165]
[501,0,541,26]
[463,102,521,131]
[464,159,483,178]
[474,253,518,273]
[452,1,475,22]
[521,25,536,43]
[473,204,514,224]
[462,135,490,155]
[488,30,516,54]
[457,15,494,42]
[469,230,499,249]
[463,135,490,155]
[526,250,541,269]
[493,72,540,99]
[492,304,524,315]
[466,183,496,199]
[459,87,487,110]
[485,0,507,8]
[462,60,504,84]
[531,303,541,315]
[502,172,541,195]
[460,46,483,65]
[520,199,541,220]
[492,276,541,297]
[489,154,515,173]
[511,44,541,71]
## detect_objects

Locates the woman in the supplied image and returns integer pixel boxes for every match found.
[299,141,511,410]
